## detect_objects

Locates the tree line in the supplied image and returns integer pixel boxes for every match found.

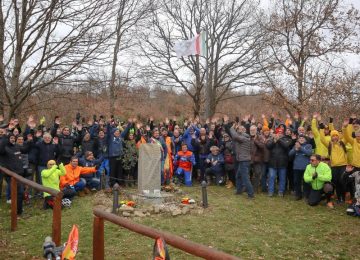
[0,0,359,120]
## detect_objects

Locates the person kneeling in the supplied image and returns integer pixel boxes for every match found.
[205,146,224,185]
[60,156,98,198]
[41,160,69,209]
[304,154,334,208]
[173,143,196,186]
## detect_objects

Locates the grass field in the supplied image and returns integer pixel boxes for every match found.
[1,186,360,260]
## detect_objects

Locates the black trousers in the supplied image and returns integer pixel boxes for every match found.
[308,186,333,206]
[293,169,311,199]
[109,157,124,187]
[331,166,346,201]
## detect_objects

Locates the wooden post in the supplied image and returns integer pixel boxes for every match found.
[11,177,17,231]
[52,192,63,246]
[93,216,104,260]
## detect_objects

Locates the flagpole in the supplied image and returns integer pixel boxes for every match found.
[204,27,211,119]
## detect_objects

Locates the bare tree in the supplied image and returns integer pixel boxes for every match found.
[260,0,360,116]
[108,0,153,115]
[0,0,114,120]
[140,0,264,118]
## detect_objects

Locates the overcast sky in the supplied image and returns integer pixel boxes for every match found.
[259,0,360,69]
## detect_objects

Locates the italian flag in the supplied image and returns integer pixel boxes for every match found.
[174,31,207,58]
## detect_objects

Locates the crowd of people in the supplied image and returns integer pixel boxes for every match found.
[0,112,359,217]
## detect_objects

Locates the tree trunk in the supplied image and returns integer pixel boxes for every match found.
[109,43,120,115]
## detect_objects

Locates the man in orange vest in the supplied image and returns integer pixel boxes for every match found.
[173,143,196,186]
[60,156,98,198]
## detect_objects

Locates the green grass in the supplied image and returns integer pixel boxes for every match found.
[1,186,360,259]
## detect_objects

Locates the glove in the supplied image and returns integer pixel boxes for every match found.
[40,116,46,125]
[319,123,325,129]
[329,117,333,124]
[312,172,318,180]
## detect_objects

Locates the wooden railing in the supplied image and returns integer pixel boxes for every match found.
[0,166,63,246]
[93,207,240,260]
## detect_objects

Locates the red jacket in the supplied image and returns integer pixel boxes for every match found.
[174,150,195,172]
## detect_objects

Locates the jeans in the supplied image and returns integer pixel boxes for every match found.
[261,163,269,192]
[175,168,192,186]
[5,176,11,200]
[205,167,224,185]
[268,167,287,195]
[98,159,110,176]
[236,161,254,197]
[80,176,100,189]
[198,156,207,182]
[62,180,87,199]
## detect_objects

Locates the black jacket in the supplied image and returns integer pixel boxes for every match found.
[0,140,27,174]
[191,137,215,157]
[266,136,292,168]
[34,140,58,166]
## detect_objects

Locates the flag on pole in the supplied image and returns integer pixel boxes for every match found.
[62,225,79,260]
[174,31,207,58]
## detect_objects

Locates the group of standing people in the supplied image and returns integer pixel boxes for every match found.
[0,112,359,215]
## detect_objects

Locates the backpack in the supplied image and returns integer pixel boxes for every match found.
[346,203,360,217]
[224,153,234,164]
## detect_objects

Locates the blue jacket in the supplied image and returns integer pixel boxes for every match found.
[97,136,108,158]
[183,126,200,152]
[106,123,130,158]
[206,153,224,172]
[289,143,312,170]
[79,156,103,167]
[171,135,183,155]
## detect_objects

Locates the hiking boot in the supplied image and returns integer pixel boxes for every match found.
[84,187,91,195]
[327,202,334,209]
[105,188,112,193]
[77,191,85,197]
[206,176,212,185]
[294,196,302,201]
[234,191,243,195]
[247,195,255,200]
[345,199,353,205]
[345,192,351,201]
[278,192,284,197]
[226,181,234,189]
[268,193,273,197]
[336,199,344,205]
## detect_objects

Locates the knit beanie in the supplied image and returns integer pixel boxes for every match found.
[330,130,339,137]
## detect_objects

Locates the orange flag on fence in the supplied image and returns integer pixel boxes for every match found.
[153,237,170,260]
[62,225,79,260]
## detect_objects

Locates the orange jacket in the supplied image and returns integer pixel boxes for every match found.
[174,150,195,172]
[136,136,147,149]
[60,164,96,189]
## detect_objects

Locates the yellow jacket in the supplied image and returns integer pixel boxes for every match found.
[320,130,347,167]
[311,119,329,158]
[344,124,360,167]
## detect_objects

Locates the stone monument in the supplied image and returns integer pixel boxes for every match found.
[138,143,161,196]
